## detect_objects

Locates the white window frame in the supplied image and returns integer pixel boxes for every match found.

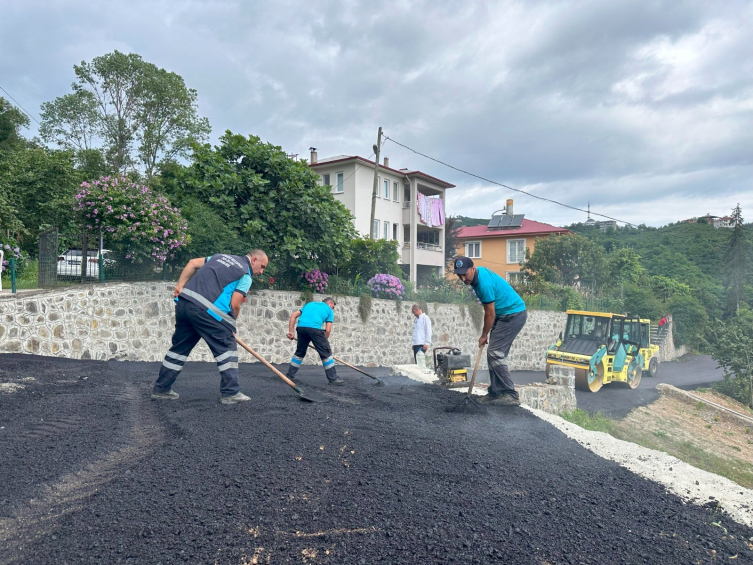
[335,172,344,193]
[465,241,481,259]
[373,219,380,239]
[383,221,389,240]
[392,223,399,241]
[393,181,399,202]
[321,173,330,187]
[507,238,526,264]
[376,176,381,198]
[506,271,525,284]
[383,178,390,199]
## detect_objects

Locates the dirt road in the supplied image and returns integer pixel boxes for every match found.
[1,353,751,564]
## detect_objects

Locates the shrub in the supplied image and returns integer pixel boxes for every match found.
[303,269,328,293]
[74,175,188,265]
[367,273,406,300]
[0,241,25,275]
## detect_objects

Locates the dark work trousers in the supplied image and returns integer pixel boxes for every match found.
[412,345,428,362]
[287,327,338,382]
[153,298,240,397]
[487,310,528,399]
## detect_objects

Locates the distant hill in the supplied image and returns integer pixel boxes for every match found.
[451,215,488,227]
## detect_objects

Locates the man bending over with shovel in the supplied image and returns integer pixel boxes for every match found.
[454,256,527,406]
[151,250,268,404]
[286,297,345,386]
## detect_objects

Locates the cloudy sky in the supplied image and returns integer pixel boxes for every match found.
[1,0,751,227]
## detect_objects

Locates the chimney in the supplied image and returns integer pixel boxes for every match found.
[383,157,389,168]
[309,147,318,164]
[506,199,514,217]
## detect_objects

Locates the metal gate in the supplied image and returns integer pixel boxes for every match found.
[38,226,59,288]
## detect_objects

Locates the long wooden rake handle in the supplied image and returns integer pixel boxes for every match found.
[466,345,485,396]
[235,336,298,390]
[305,343,378,380]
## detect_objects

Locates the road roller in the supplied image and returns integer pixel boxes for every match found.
[545,311,660,392]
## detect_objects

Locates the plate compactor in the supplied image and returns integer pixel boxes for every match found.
[432,347,472,388]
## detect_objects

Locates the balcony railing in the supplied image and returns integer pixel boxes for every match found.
[403,241,442,251]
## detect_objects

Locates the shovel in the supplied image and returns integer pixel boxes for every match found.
[235,336,327,403]
[445,345,486,414]
[300,341,384,386]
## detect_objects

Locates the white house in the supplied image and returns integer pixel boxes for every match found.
[308,150,454,283]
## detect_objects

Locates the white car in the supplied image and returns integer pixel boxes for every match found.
[57,249,116,280]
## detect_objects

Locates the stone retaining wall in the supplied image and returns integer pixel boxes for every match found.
[518,365,577,414]
[0,282,566,370]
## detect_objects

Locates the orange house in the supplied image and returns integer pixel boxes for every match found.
[454,201,570,283]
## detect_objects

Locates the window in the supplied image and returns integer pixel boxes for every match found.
[373,219,380,239]
[507,272,525,285]
[392,223,398,241]
[383,178,390,199]
[393,182,399,202]
[376,177,381,198]
[465,241,481,259]
[321,173,330,187]
[335,172,344,193]
[507,239,525,263]
[383,221,389,240]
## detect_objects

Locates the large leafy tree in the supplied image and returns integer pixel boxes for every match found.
[704,308,753,407]
[0,97,30,152]
[337,237,402,281]
[0,147,83,253]
[521,234,607,288]
[40,51,210,177]
[165,132,357,282]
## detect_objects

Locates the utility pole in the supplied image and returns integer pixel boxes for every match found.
[369,127,382,240]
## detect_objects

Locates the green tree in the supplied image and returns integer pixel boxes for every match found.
[650,275,691,302]
[0,147,83,253]
[0,97,30,151]
[168,132,357,283]
[704,308,753,407]
[521,234,607,288]
[724,205,750,316]
[607,247,645,285]
[668,294,708,349]
[338,237,402,282]
[444,215,461,270]
[622,283,663,321]
[40,51,210,177]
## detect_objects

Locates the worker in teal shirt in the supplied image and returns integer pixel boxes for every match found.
[285,297,344,385]
[454,256,527,406]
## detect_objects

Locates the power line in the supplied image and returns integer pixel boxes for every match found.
[0,85,41,126]
[382,135,635,228]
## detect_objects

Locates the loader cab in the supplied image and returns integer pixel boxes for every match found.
[608,316,642,355]
[561,313,612,356]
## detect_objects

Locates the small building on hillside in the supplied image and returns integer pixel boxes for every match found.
[713,216,734,229]
[454,200,570,283]
[308,149,454,283]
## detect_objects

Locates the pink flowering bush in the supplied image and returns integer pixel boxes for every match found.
[303,269,328,293]
[0,241,24,274]
[74,176,188,265]
[367,273,406,300]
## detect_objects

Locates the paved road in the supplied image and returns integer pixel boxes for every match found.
[506,354,723,418]
[1,353,750,564]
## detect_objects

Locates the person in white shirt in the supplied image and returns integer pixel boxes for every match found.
[411,304,432,363]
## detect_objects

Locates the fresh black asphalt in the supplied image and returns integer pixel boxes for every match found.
[0,353,750,564]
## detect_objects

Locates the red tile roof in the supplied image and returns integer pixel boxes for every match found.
[456,219,570,239]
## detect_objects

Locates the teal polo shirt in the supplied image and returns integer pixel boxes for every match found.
[297,301,334,330]
[471,267,526,317]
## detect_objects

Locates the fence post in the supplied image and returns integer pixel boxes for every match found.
[99,253,104,283]
[10,257,17,293]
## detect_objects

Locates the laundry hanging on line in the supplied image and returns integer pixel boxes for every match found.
[416,194,445,227]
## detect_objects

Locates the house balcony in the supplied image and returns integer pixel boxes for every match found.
[402,242,445,267]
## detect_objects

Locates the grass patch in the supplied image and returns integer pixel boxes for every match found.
[560,409,615,433]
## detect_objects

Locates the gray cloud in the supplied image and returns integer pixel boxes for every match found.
[1,0,750,227]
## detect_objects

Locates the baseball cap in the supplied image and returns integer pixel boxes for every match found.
[453,256,474,274]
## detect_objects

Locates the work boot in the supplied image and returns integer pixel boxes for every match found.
[151,389,179,400]
[221,391,251,405]
[477,393,500,404]
[328,378,345,386]
[488,394,521,407]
